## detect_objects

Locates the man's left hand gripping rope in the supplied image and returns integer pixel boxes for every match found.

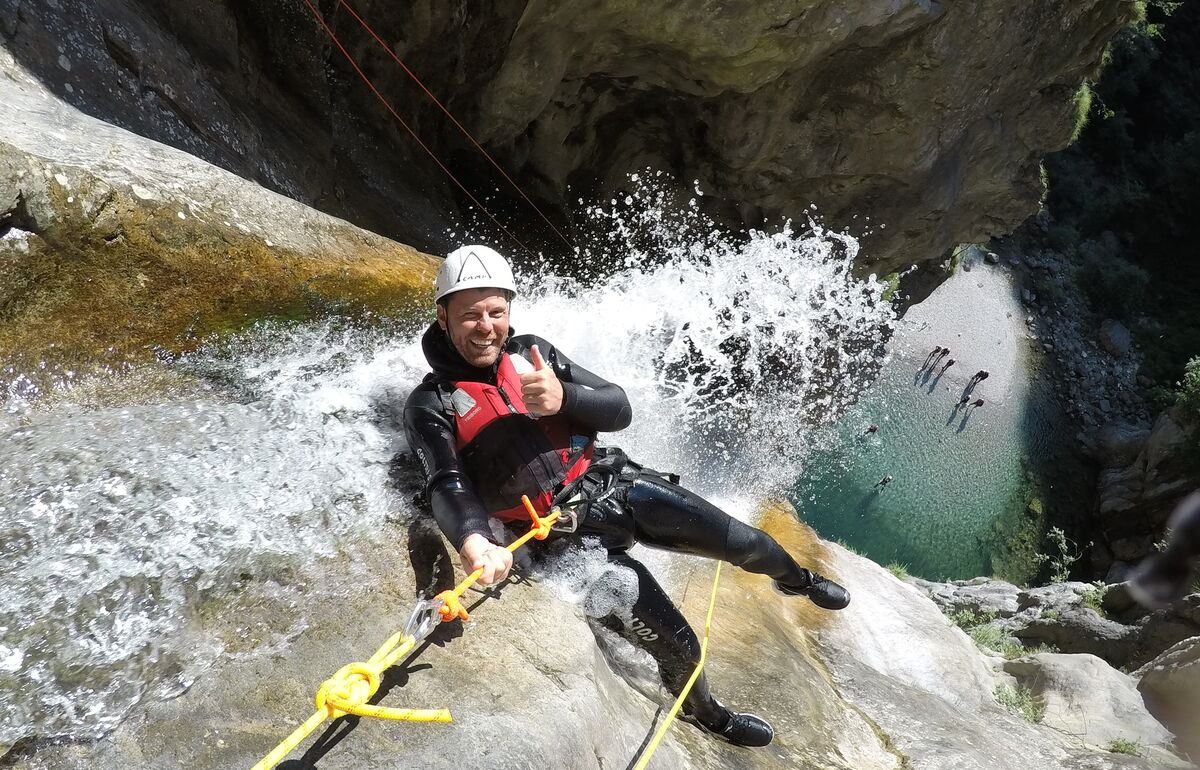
[251,496,561,770]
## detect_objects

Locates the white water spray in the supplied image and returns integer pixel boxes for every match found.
[0,178,893,749]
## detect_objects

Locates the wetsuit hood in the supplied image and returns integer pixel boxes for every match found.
[421,321,512,383]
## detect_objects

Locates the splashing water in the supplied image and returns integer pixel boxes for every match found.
[0,322,427,748]
[0,177,892,749]
[519,178,895,493]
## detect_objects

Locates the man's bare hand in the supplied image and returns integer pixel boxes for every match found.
[459,533,513,586]
[520,344,564,416]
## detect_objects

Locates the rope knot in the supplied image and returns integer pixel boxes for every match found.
[314,662,382,718]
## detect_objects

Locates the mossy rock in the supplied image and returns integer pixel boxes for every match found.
[0,150,438,381]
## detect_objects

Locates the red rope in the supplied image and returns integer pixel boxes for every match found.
[336,0,574,251]
[300,0,531,254]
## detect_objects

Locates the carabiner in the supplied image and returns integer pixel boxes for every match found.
[403,597,445,642]
[550,505,579,534]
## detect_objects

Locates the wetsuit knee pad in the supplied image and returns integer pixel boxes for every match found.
[611,555,703,662]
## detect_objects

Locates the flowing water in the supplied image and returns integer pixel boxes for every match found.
[8,184,1034,750]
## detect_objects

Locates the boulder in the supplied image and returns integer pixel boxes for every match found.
[1137,636,1200,764]
[910,577,1023,618]
[1002,653,1179,761]
[0,74,438,378]
[1093,410,1200,566]
[1084,423,1151,469]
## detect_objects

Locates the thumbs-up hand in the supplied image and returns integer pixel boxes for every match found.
[520,344,564,416]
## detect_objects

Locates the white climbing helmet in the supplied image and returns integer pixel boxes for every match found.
[434,244,518,303]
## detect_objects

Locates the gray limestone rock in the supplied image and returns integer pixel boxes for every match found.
[1085,423,1152,469]
[2,0,1138,270]
[9,510,1187,770]
[1099,320,1134,358]
[1137,636,1200,765]
[910,576,1023,617]
[1002,653,1181,763]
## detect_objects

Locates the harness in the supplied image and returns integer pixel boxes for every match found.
[443,352,594,521]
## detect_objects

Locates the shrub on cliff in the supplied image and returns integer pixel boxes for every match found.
[1177,356,1200,419]
[1044,0,1200,381]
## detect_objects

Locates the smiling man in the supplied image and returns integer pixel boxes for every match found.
[403,244,850,747]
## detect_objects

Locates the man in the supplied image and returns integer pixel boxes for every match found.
[404,245,849,748]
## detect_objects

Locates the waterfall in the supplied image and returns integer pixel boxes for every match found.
[0,182,893,747]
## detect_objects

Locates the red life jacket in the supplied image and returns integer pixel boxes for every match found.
[448,352,594,520]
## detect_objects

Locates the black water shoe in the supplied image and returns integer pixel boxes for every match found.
[684,704,774,747]
[773,571,851,610]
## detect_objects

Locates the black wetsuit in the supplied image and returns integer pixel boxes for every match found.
[403,323,815,725]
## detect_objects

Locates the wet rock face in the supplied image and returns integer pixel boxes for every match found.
[11,505,1186,769]
[1137,637,1200,764]
[3,0,1134,267]
[1090,409,1200,571]
[0,69,437,377]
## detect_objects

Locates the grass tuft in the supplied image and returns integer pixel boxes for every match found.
[1079,582,1109,616]
[834,538,861,556]
[996,684,1045,723]
[1105,738,1141,756]
[886,562,910,579]
[947,608,998,629]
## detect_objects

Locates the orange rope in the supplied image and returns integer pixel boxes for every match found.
[432,495,560,622]
[300,0,531,255]
[336,0,575,251]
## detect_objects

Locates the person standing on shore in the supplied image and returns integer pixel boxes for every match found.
[971,370,990,384]
[922,347,943,369]
[971,398,984,408]
[940,358,956,374]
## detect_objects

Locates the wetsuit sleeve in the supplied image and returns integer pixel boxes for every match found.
[519,335,632,432]
[403,383,495,550]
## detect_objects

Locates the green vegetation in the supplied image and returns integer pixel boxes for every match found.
[1105,738,1142,756]
[1070,82,1094,144]
[1075,250,1151,320]
[970,625,1025,658]
[947,607,998,630]
[879,272,902,303]
[1177,356,1200,418]
[886,562,910,579]
[1080,582,1110,616]
[969,626,1056,659]
[1043,0,1200,385]
[945,607,1058,659]
[835,538,862,556]
[1035,527,1090,582]
[1040,609,1060,619]
[995,684,1045,723]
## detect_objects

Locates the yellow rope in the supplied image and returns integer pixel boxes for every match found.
[631,561,723,770]
[252,498,722,770]
[251,496,562,770]
[250,631,451,770]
